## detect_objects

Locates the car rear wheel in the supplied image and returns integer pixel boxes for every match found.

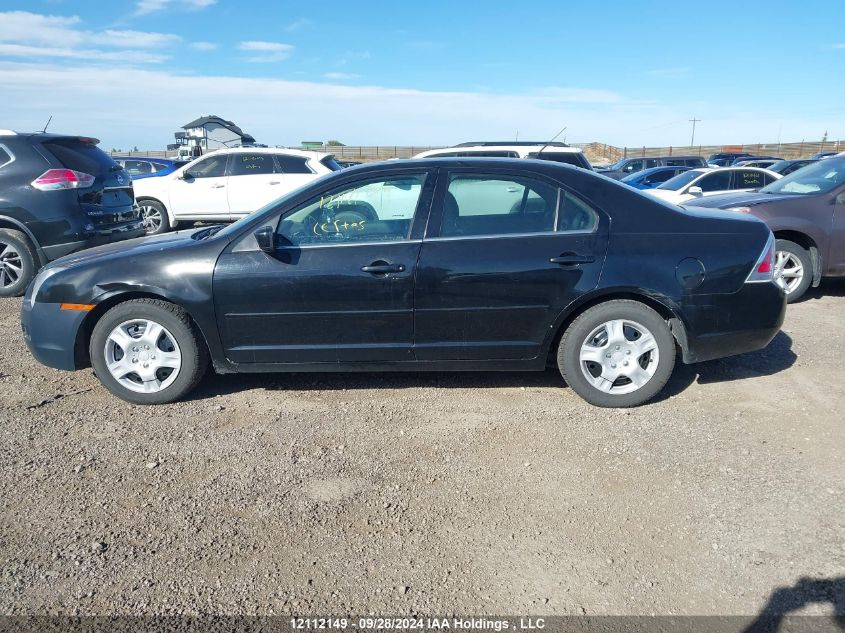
[0,229,37,298]
[773,239,812,303]
[558,300,676,407]
[90,299,208,404]
[138,200,170,235]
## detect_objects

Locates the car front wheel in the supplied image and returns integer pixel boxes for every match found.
[90,299,208,404]
[138,199,171,235]
[558,300,676,407]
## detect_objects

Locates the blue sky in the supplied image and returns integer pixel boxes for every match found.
[1,0,843,149]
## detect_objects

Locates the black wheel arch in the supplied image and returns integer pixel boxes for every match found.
[73,290,212,369]
[544,289,689,366]
[0,215,48,266]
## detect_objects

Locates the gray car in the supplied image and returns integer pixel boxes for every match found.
[687,157,845,301]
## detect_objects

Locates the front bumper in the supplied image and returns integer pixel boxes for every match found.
[681,281,787,364]
[21,300,88,371]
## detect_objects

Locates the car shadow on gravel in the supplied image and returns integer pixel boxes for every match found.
[655,331,796,402]
[742,575,844,632]
[185,331,795,404]
[800,278,845,302]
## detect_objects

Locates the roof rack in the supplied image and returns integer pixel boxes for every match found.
[454,141,570,148]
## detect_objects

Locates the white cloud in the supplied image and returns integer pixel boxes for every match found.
[0,44,168,63]
[190,41,218,51]
[0,61,839,150]
[286,18,312,31]
[0,11,180,64]
[134,0,216,15]
[0,11,83,47]
[238,41,294,63]
[324,72,360,80]
[98,30,181,48]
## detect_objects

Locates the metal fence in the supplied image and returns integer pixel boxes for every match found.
[111,140,844,164]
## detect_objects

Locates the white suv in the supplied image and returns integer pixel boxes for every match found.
[133,147,340,234]
[413,142,592,170]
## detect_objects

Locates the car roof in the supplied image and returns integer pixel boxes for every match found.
[201,147,331,159]
[113,156,177,163]
[342,156,587,176]
[415,145,583,157]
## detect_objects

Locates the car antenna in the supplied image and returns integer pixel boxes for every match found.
[41,115,52,133]
[538,126,567,156]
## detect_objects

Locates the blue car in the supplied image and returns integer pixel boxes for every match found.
[621,166,693,190]
[112,156,191,180]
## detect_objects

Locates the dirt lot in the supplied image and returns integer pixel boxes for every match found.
[0,283,843,618]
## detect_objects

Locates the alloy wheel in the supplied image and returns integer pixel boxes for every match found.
[578,319,660,395]
[104,319,182,394]
[773,250,804,295]
[139,204,163,234]
[0,242,23,289]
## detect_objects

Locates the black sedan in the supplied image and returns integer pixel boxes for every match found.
[21,159,786,408]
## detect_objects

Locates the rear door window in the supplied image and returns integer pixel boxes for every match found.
[734,170,765,189]
[42,139,117,175]
[643,169,675,185]
[123,160,153,176]
[229,153,275,175]
[440,174,558,237]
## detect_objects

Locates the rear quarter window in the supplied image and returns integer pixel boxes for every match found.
[42,140,117,175]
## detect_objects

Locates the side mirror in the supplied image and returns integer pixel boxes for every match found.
[687,186,703,196]
[178,171,194,181]
[254,226,276,254]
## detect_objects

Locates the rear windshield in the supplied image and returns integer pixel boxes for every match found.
[43,139,117,175]
[657,169,706,190]
[321,156,342,171]
[530,152,587,168]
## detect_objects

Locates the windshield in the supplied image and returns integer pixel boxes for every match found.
[657,169,705,190]
[608,159,630,170]
[760,158,845,195]
[201,171,338,240]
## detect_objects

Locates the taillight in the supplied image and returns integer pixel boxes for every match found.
[31,169,95,191]
[746,233,775,283]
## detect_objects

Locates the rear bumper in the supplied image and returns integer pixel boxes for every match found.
[41,219,145,261]
[681,281,786,364]
[21,300,86,371]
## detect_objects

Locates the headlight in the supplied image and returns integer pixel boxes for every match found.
[27,266,65,306]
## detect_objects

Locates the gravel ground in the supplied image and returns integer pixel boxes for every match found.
[0,283,843,617]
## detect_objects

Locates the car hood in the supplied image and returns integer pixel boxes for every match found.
[48,228,202,270]
[644,188,680,201]
[685,191,796,209]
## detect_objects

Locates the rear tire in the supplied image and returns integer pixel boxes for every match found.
[558,300,676,408]
[0,229,38,298]
[774,239,812,303]
[89,299,208,405]
[138,199,171,235]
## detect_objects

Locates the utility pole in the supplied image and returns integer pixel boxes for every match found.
[689,117,701,147]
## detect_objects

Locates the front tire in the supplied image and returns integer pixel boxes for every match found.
[0,229,37,298]
[774,239,812,303]
[558,300,676,408]
[137,199,171,235]
[89,299,208,404]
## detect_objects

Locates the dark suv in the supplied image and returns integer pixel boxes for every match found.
[0,132,144,296]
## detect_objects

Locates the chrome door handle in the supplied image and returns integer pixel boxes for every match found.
[269,181,280,185]
[211,184,225,188]
[550,253,595,265]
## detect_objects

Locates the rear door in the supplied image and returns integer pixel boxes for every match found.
[413,168,608,361]
[731,169,767,192]
[225,152,282,219]
[167,153,230,219]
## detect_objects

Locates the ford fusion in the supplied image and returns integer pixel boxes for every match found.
[21,159,786,408]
